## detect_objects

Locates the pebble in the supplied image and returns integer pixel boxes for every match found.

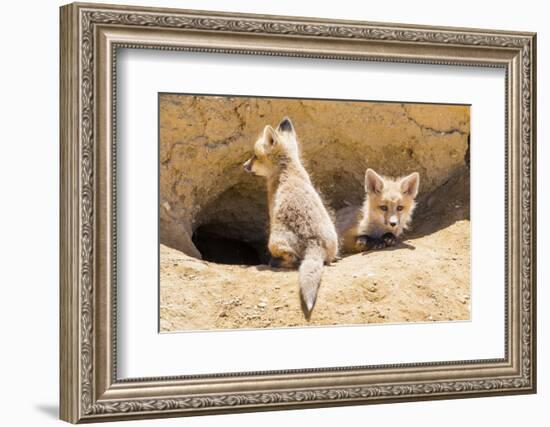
[257,302,267,308]
[375,309,386,319]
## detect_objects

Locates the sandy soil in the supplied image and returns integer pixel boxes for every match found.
[160,166,470,332]
[160,219,470,332]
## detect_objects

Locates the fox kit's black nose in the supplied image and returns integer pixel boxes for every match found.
[390,221,397,227]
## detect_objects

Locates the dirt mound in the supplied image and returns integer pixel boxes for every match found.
[160,221,470,332]
[160,168,470,331]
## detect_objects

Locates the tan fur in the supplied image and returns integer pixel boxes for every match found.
[243,118,338,313]
[337,169,420,253]
[335,205,363,254]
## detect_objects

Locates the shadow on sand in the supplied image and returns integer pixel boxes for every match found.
[404,166,470,240]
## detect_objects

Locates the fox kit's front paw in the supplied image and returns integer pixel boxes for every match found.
[330,255,343,263]
[269,255,299,269]
[381,232,397,247]
[356,235,386,251]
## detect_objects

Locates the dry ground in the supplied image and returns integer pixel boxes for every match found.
[160,167,470,332]
[160,220,470,332]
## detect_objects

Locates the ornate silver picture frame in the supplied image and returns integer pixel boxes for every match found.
[60,2,536,423]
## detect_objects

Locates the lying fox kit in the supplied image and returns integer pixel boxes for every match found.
[243,117,338,314]
[336,168,420,253]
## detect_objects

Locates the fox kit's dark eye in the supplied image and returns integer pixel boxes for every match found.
[397,205,404,211]
[380,206,388,211]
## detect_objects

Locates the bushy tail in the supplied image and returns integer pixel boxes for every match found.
[299,243,325,314]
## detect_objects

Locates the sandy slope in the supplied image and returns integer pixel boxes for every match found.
[159,218,470,332]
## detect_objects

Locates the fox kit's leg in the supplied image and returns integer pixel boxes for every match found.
[324,237,339,265]
[268,236,299,268]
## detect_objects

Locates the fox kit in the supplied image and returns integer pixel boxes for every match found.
[243,117,338,313]
[336,168,420,253]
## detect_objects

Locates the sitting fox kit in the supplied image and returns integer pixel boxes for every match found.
[243,117,338,313]
[337,169,420,253]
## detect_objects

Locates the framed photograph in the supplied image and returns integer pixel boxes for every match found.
[60,2,537,423]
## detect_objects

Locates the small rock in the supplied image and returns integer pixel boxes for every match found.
[257,302,267,308]
[375,309,386,319]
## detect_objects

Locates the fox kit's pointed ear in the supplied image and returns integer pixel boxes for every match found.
[277,117,295,134]
[365,169,384,194]
[263,125,277,148]
[400,172,420,197]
